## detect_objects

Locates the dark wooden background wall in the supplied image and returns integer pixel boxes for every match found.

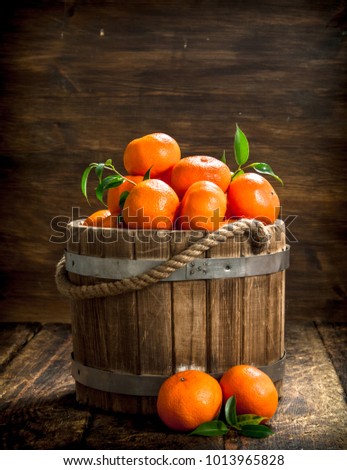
[0,0,346,323]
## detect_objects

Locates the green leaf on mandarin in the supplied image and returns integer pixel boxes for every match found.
[249,162,284,185]
[102,174,125,190]
[143,165,153,180]
[81,164,96,205]
[234,124,249,166]
[225,395,238,427]
[238,424,274,438]
[95,174,125,205]
[221,150,227,164]
[95,182,105,205]
[231,168,244,180]
[95,163,105,183]
[237,414,266,426]
[119,190,130,209]
[190,420,229,437]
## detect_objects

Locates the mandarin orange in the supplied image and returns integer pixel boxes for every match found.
[123,133,181,183]
[220,365,278,421]
[157,370,223,432]
[176,180,227,231]
[170,155,231,199]
[122,179,179,230]
[226,173,280,225]
[82,209,112,227]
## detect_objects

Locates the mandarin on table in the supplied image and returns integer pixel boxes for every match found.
[177,180,227,231]
[170,155,231,199]
[123,132,181,184]
[226,173,280,225]
[220,364,278,421]
[157,370,223,432]
[122,179,179,230]
[107,175,143,214]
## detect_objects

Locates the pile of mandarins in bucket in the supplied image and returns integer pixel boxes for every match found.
[81,126,283,437]
[81,125,283,232]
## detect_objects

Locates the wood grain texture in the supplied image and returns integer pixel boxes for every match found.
[1,321,346,449]
[67,226,140,413]
[207,231,242,372]
[135,230,172,414]
[64,221,285,413]
[170,231,208,372]
[0,322,40,371]
[0,0,346,322]
[314,321,347,399]
[236,321,347,450]
[0,323,91,450]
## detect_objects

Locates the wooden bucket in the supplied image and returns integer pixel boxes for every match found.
[59,219,289,414]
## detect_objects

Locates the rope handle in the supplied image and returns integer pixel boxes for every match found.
[55,219,275,300]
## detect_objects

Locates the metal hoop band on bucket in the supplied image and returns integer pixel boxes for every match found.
[71,352,286,397]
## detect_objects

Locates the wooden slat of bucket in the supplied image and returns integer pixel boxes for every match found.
[67,224,102,408]
[264,222,286,397]
[101,228,139,413]
[207,230,243,373]
[67,226,140,413]
[240,221,286,395]
[134,230,172,414]
[170,231,207,373]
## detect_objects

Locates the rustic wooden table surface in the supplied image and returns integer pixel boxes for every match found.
[1,0,346,454]
[0,321,346,450]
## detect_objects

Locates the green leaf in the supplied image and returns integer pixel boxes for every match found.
[95,183,106,205]
[102,174,125,190]
[225,396,238,426]
[95,174,125,205]
[237,414,266,426]
[234,124,249,166]
[81,165,96,205]
[95,163,105,183]
[231,168,244,180]
[119,190,130,209]
[190,420,229,437]
[221,150,227,164]
[143,166,153,181]
[104,158,113,166]
[238,424,274,438]
[248,162,284,185]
